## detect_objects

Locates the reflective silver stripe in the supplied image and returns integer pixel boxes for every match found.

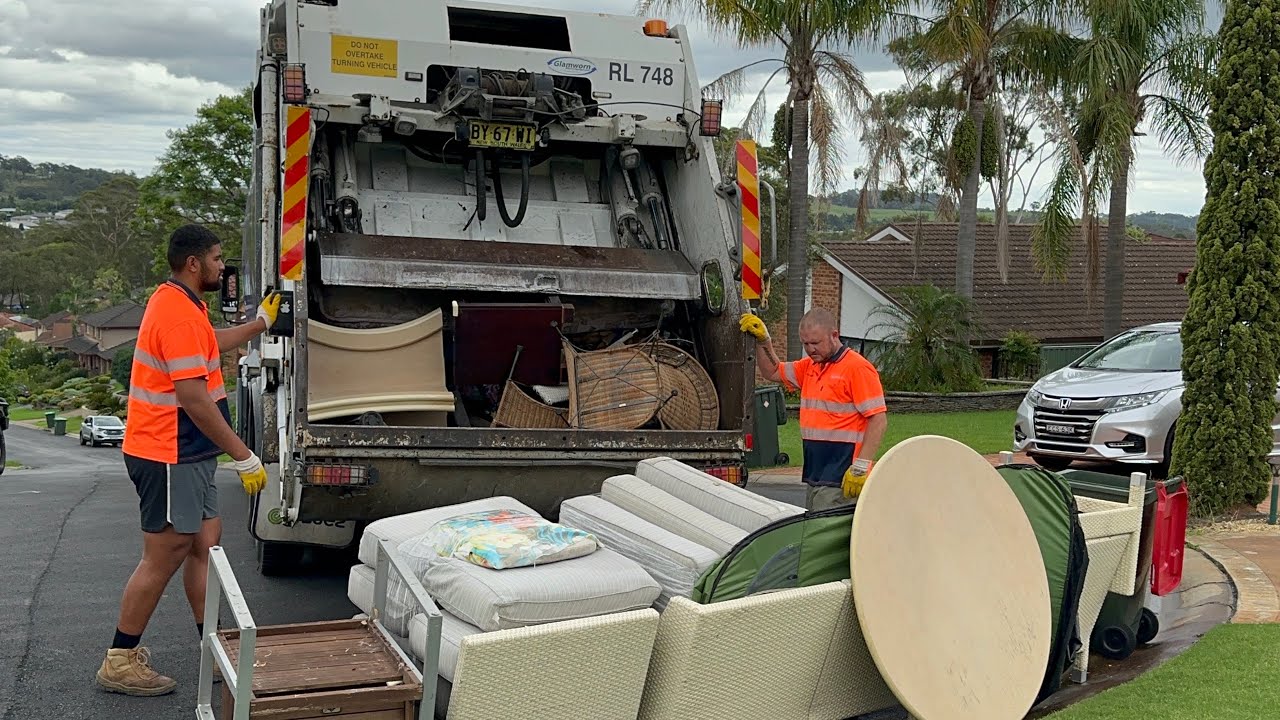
[856,397,886,413]
[782,363,800,387]
[129,387,178,406]
[801,427,864,444]
[132,348,209,375]
[800,398,861,414]
[207,358,221,373]
[209,386,228,402]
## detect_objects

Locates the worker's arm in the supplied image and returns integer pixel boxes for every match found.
[856,412,888,460]
[174,379,253,461]
[214,292,282,354]
[755,339,782,383]
[214,319,266,354]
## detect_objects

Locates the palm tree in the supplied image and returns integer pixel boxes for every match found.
[638,0,908,359]
[889,0,1077,300]
[866,282,986,393]
[1033,0,1215,339]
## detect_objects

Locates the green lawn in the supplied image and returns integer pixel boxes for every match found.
[8,406,45,422]
[772,409,1017,468]
[1043,624,1280,719]
[4,460,19,469]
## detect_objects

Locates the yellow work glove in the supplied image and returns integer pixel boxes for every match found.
[256,292,283,330]
[842,458,873,499]
[230,452,268,495]
[739,313,770,344]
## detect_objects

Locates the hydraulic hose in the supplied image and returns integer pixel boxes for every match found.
[474,149,487,223]
[492,152,531,228]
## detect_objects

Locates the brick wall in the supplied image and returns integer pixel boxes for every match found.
[755,260,844,382]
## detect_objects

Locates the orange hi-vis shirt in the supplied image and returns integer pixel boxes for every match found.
[777,346,886,487]
[122,280,231,464]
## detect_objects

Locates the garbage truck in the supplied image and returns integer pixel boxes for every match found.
[231,0,757,573]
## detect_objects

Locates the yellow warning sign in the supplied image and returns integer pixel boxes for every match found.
[330,34,398,78]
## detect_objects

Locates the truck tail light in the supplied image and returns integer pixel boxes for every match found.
[283,63,308,104]
[701,463,746,488]
[700,99,723,137]
[303,462,376,487]
[744,432,754,451]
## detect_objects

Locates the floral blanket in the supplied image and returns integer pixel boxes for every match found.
[423,509,599,570]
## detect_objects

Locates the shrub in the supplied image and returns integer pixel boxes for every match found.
[999,331,1041,380]
[867,283,985,393]
[1172,0,1280,517]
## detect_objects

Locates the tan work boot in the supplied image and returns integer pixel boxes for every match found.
[96,647,177,696]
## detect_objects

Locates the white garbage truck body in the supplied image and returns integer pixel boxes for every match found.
[236,0,755,572]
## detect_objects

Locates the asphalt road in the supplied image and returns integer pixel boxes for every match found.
[0,425,356,720]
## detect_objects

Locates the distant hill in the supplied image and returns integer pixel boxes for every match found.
[0,155,129,214]
[817,193,1200,240]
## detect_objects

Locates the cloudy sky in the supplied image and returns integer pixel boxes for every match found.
[0,0,1216,215]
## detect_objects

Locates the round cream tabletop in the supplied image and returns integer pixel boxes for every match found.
[850,435,1051,720]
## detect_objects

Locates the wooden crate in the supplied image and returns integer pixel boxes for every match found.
[218,619,423,720]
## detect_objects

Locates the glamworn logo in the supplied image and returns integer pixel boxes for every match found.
[547,56,597,75]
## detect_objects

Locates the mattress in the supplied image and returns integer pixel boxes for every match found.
[559,495,721,609]
[601,475,748,555]
[635,457,804,531]
[424,546,663,632]
[408,609,482,683]
[357,496,539,566]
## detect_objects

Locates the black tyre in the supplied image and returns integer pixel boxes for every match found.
[1030,453,1074,472]
[0,433,6,476]
[775,452,790,466]
[1137,608,1160,645]
[1097,623,1138,660]
[257,540,304,577]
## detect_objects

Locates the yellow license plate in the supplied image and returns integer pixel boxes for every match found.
[468,121,537,150]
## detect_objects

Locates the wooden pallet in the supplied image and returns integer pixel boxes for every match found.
[217,618,423,719]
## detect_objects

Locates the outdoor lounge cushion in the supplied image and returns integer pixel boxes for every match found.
[347,562,415,637]
[635,457,803,531]
[408,608,482,682]
[600,474,748,555]
[357,496,539,566]
[422,546,662,632]
[559,495,721,609]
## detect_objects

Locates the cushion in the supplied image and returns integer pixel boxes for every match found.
[601,475,747,555]
[418,508,598,569]
[635,457,803,531]
[424,547,662,632]
[347,563,414,637]
[408,609,482,682]
[357,496,539,566]
[559,495,721,609]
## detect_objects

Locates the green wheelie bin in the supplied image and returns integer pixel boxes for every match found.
[746,384,789,468]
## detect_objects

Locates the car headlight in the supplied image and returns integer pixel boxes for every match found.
[1103,390,1172,413]
[1025,387,1044,406]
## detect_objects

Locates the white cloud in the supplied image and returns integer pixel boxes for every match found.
[1,0,1207,215]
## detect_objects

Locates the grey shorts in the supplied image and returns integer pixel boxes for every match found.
[125,455,219,534]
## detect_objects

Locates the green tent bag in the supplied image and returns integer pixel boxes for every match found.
[692,503,857,604]
[996,463,1090,705]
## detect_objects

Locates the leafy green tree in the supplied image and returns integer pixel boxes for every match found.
[1171,0,1280,517]
[138,87,254,273]
[866,283,985,393]
[639,0,906,359]
[890,0,1077,299]
[1034,0,1214,338]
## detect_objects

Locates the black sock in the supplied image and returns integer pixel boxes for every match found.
[197,622,204,639]
[112,628,141,650]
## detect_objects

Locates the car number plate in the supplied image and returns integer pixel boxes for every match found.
[1045,423,1075,435]
[467,121,537,151]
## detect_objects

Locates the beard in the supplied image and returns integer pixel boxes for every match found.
[199,269,222,293]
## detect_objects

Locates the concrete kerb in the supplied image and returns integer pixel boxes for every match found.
[1191,538,1280,623]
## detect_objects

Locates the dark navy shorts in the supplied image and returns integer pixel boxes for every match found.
[124,454,219,534]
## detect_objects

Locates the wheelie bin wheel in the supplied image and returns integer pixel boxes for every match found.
[1097,624,1137,660]
[775,452,790,466]
[1137,607,1160,645]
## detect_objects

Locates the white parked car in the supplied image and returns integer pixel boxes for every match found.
[80,415,126,447]
[1014,321,1280,476]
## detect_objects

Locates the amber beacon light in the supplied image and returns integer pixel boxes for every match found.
[644,19,669,36]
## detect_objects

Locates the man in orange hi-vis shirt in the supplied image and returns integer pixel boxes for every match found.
[97,224,281,697]
[743,308,888,511]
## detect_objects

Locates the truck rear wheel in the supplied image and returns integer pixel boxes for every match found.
[257,540,304,576]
